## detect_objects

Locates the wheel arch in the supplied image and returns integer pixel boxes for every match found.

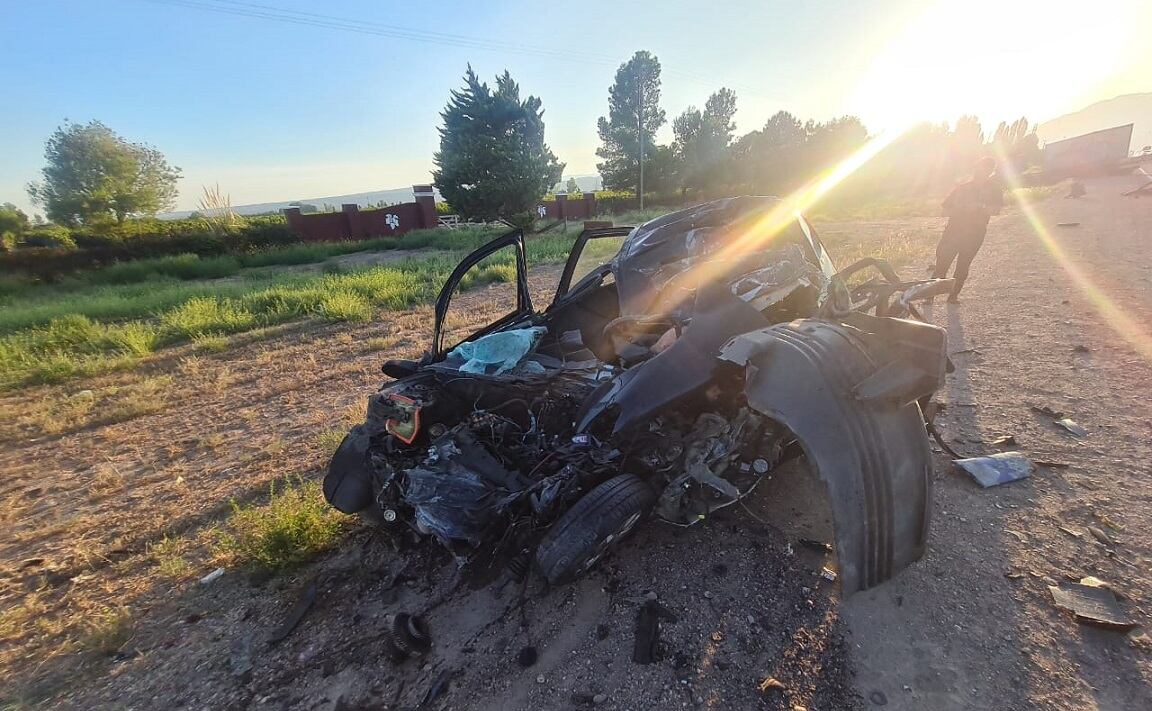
[721,318,943,594]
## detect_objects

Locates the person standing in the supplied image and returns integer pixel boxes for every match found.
[932,157,1003,302]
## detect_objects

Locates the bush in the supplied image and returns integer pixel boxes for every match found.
[23,224,76,250]
[317,291,373,322]
[217,477,348,572]
[161,297,257,338]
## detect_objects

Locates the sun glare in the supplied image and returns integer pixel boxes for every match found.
[853,0,1142,132]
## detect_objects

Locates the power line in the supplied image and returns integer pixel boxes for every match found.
[138,0,622,65]
[134,0,774,99]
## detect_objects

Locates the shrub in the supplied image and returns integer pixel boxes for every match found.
[317,291,372,322]
[217,477,348,572]
[161,297,256,338]
[23,224,76,250]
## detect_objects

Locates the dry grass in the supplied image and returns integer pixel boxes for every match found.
[147,535,191,579]
[312,427,347,457]
[2,375,174,439]
[80,607,133,656]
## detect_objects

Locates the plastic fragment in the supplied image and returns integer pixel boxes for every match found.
[953,452,1033,487]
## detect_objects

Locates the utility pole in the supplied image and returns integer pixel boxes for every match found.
[638,72,645,210]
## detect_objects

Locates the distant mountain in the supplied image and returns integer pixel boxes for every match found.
[1038,93,1152,152]
[550,174,603,194]
[161,174,605,220]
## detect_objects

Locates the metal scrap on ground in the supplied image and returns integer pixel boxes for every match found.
[1049,578,1138,632]
[953,452,1034,487]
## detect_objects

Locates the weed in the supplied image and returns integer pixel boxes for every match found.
[318,291,372,322]
[217,477,348,572]
[312,427,347,457]
[192,334,230,353]
[80,607,132,656]
[162,297,256,338]
[148,536,190,578]
[89,462,126,499]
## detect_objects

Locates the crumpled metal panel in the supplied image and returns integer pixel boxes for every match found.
[610,197,815,318]
[720,319,938,594]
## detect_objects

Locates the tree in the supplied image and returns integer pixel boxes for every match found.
[433,67,564,226]
[0,202,29,236]
[564,177,582,196]
[730,111,807,194]
[27,120,181,226]
[673,88,738,194]
[596,51,667,192]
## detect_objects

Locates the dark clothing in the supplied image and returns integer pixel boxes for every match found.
[933,177,1003,297]
[933,221,987,296]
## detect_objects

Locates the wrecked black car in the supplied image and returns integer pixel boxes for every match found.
[324,197,950,594]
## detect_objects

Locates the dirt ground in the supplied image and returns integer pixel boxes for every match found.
[2,175,1151,709]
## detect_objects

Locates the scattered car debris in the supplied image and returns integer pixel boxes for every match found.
[1030,404,1065,419]
[230,632,255,682]
[387,612,432,662]
[953,452,1034,487]
[1122,180,1152,198]
[199,567,225,585]
[633,599,677,664]
[820,567,838,582]
[990,434,1017,447]
[1055,418,1088,437]
[418,669,453,708]
[323,198,949,599]
[798,538,833,553]
[1049,578,1138,632]
[267,579,318,645]
[516,645,538,668]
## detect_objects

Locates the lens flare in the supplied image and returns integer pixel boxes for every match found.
[659,127,911,308]
[995,145,1152,362]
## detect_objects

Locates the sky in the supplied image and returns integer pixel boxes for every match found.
[1,0,1148,214]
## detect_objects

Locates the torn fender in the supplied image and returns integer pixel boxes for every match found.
[721,318,944,593]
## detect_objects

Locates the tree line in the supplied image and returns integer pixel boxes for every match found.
[6,49,1043,245]
[595,51,1040,203]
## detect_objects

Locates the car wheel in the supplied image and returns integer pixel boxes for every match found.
[535,474,655,585]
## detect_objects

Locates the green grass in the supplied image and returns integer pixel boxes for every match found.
[0,245,532,387]
[217,477,349,572]
[0,224,675,388]
[2,225,506,298]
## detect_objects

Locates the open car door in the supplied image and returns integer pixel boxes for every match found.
[549,226,633,308]
[430,229,533,358]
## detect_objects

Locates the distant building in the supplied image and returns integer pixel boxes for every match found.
[1042,124,1133,175]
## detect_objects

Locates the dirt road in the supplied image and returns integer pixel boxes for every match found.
[845,175,1152,710]
[3,176,1151,709]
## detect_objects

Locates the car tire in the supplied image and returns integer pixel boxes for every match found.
[535,474,655,585]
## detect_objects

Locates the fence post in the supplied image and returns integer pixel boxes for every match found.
[341,204,363,240]
[413,185,436,229]
[555,191,568,231]
[283,207,305,238]
[583,192,597,218]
